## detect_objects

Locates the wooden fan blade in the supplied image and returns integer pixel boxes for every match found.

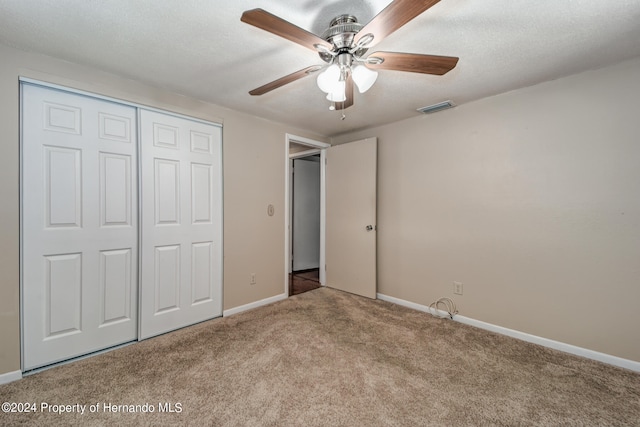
[335,75,354,110]
[355,0,441,48]
[241,9,332,52]
[366,51,458,75]
[249,65,321,96]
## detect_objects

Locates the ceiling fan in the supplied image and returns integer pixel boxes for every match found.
[241,0,459,112]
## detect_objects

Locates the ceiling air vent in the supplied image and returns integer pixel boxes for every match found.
[417,101,455,114]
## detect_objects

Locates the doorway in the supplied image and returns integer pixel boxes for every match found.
[284,135,378,299]
[291,155,321,295]
[284,134,329,297]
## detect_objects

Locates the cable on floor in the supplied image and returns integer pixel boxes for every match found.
[428,297,458,319]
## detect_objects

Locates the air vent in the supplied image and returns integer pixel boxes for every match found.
[417,101,455,114]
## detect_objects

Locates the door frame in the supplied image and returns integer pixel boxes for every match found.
[284,134,329,296]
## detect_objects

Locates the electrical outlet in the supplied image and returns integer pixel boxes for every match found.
[250,273,256,285]
[453,281,463,295]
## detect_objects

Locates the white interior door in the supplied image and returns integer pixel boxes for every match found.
[139,109,222,339]
[292,157,321,271]
[325,138,377,299]
[22,84,138,370]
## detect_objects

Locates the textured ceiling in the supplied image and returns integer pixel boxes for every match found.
[1,0,640,137]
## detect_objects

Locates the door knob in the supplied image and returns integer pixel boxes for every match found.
[366,225,374,231]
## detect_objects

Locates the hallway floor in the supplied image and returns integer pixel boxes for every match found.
[289,269,320,296]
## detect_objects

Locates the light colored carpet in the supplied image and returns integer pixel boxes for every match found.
[1,287,639,426]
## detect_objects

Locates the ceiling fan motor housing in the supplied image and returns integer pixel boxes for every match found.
[319,15,367,62]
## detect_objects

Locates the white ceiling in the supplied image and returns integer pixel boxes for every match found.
[1,0,640,137]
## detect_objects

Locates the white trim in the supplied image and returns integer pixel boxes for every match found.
[319,149,326,286]
[19,83,26,371]
[286,133,330,149]
[290,148,321,159]
[19,77,222,128]
[377,293,640,373]
[377,293,434,313]
[223,293,287,317]
[0,370,22,385]
[284,134,327,298]
[285,138,290,295]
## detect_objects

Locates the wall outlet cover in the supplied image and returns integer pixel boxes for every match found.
[453,281,463,295]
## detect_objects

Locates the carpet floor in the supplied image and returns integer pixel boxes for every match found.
[1,287,639,426]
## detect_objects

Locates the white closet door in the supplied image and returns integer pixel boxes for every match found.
[139,110,222,339]
[22,84,138,370]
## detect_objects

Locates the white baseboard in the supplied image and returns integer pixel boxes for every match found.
[223,293,287,317]
[0,370,22,385]
[377,293,640,373]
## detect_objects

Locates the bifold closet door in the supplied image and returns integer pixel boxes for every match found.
[139,110,223,339]
[22,84,138,370]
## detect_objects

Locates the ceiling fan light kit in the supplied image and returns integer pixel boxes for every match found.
[316,64,340,93]
[241,0,459,115]
[352,65,378,93]
[326,80,347,103]
[316,47,379,103]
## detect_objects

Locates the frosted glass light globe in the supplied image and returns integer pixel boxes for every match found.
[352,65,378,93]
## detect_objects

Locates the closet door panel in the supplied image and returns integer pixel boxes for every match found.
[139,109,222,339]
[22,84,138,370]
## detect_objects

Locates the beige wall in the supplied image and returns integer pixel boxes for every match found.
[333,57,640,362]
[0,42,327,375]
[3,39,639,375]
